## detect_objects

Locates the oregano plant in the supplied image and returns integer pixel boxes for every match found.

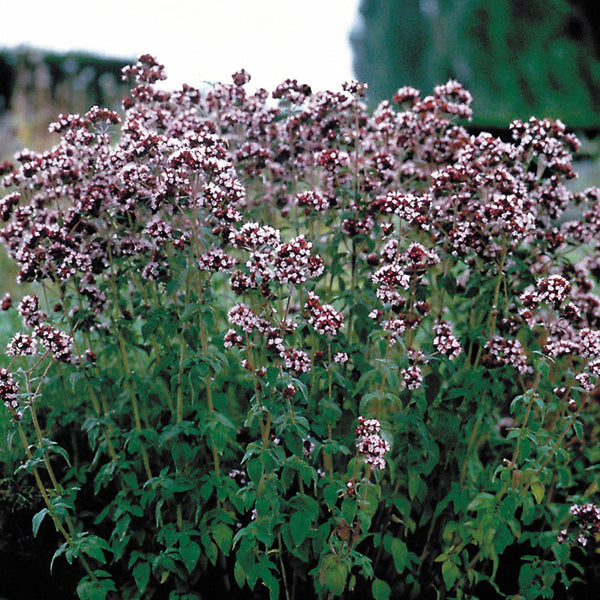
[0,54,599,599]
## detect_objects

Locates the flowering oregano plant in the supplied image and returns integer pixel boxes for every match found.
[1,54,600,600]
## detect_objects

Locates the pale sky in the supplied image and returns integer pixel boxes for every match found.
[1,0,361,92]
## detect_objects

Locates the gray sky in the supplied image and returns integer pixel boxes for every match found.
[1,0,360,92]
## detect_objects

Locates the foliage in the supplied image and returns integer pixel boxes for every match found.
[1,55,600,599]
[351,0,600,129]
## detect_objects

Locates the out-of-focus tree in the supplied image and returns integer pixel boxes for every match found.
[0,48,131,159]
[351,0,600,129]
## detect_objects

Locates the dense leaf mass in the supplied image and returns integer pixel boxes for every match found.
[1,54,600,599]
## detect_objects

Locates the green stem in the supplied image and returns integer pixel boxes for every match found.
[278,532,292,600]
[117,335,153,481]
[15,421,98,583]
[509,370,542,469]
[176,340,186,424]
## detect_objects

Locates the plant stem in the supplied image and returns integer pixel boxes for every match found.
[278,532,292,600]
[15,421,98,583]
[117,335,153,481]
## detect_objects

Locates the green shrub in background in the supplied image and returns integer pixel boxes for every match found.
[1,55,600,599]
[351,0,600,129]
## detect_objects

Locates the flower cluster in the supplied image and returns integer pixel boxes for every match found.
[34,324,73,363]
[0,368,19,413]
[18,295,45,328]
[6,333,37,357]
[432,321,462,359]
[355,416,390,470]
[558,503,600,547]
[197,248,237,272]
[521,275,572,310]
[481,336,528,373]
[305,293,343,337]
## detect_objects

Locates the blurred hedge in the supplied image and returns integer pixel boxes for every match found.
[351,0,600,130]
[0,48,131,159]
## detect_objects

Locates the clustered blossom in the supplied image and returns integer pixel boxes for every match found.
[314,148,349,171]
[1,293,11,310]
[377,192,431,230]
[272,235,324,285]
[588,358,600,377]
[18,295,45,328]
[226,300,315,375]
[305,293,343,336]
[79,283,108,315]
[2,60,600,582]
[230,223,280,250]
[0,191,19,221]
[334,352,348,364]
[481,336,528,373]
[371,264,410,305]
[579,328,600,358]
[558,503,600,547]
[121,54,167,84]
[223,329,244,349]
[382,317,407,343]
[392,85,420,107]
[510,117,579,178]
[296,191,329,212]
[400,242,440,273]
[34,324,73,363]
[6,333,37,357]
[227,304,261,334]
[282,347,311,375]
[197,248,237,272]
[355,416,390,470]
[401,364,423,390]
[576,372,595,394]
[521,275,572,310]
[0,368,19,413]
[543,337,577,359]
[341,216,374,237]
[145,218,173,242]
[432,321,462,359]
[228,469,248,487]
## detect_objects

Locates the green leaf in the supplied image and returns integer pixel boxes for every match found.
[319,399,342,425]
[51,541,69,573]
[82,535,109,564]
[341,497,357,524]
[372,578,391,600]
[442,560,460,591]
[424,371,441,404]
[212,523,232,555]
[408,472,426,501]
[510,394,524,414]
[247,458,263,483]
[180,541,201,572]
[32,508,48,537]
[133,561,151,593]
[76,572,116,600]
[290,511,310,546]
[384,536,408,573]
[324,484,339,509]
[234,561,246,588]
[531,480,545,504]
[467,492,495,512]
[266,366,280,386]
[441,274,457,296]
[319,555,348,597]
